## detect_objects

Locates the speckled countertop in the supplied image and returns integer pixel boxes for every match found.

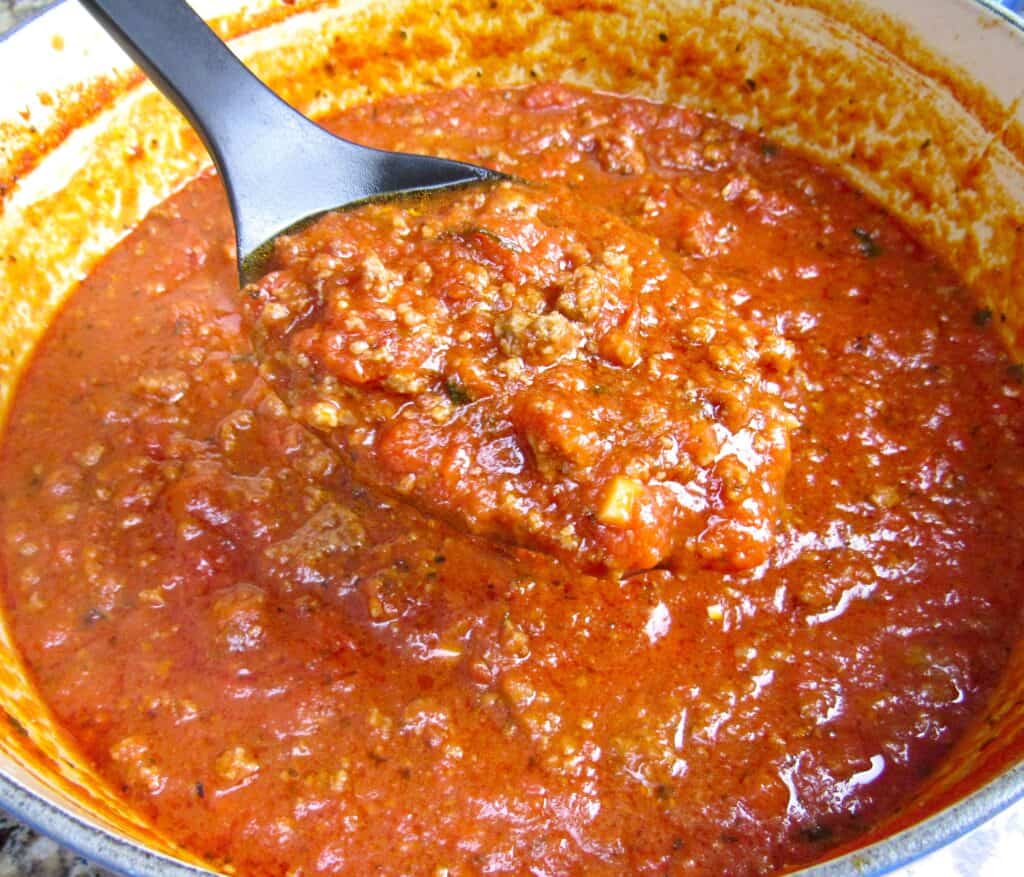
[1,0,1023,875]
[0,0,50,32]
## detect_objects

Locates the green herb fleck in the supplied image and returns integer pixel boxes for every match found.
[195,781,205,799]
[658,31,669,43]
[6,714,28,738]
[1008,363,1024,384]
[445,380,472,405]
[760,141,780,158]
[853,227,882,258]
[973,308,993,327]
[745,77,757,92]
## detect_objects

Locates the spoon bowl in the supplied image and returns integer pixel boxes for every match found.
[80,0,506,283]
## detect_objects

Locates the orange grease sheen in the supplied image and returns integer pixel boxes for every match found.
[2,84,1024,876]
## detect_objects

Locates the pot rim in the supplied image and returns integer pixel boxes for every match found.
[0,1,1022,874]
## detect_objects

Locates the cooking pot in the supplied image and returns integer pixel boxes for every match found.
[0,0,1022,873]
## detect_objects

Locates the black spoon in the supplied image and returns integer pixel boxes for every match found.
[79,0,505,283]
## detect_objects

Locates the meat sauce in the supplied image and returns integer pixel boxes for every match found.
[2,84,1024,875]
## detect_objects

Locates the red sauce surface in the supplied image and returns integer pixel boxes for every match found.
[3,84,1024,875]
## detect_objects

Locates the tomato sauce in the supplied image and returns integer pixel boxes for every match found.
[2,84,1024,875]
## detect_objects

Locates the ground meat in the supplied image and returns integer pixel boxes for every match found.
[493,308,584,364]
[261,500,367,587]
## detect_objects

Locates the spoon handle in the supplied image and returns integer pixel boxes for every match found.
[78,0,502,278]
[78,0,311,183]
[78,0,344,259]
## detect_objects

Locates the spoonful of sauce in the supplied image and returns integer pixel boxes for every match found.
[243,181,799,577]
[80,0,504,283]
